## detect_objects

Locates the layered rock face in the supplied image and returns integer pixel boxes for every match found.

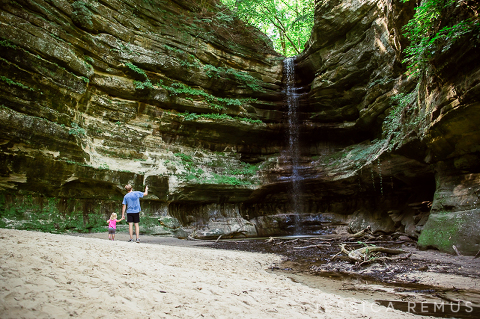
[0,0,284,231]
[1,0,479,255]
[290,0,480,254]
[246,0,436,238]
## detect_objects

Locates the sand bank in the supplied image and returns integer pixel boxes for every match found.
[0,229,430,318]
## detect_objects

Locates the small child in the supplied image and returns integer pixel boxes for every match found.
[107,213,124,241]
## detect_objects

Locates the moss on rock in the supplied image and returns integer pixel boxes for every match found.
[418,210,480,255]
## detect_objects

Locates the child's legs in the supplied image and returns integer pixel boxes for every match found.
[108,228,115,240]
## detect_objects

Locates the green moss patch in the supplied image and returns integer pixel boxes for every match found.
[418,210,480,255]
[0,194,107,234]
[0,75,35,91]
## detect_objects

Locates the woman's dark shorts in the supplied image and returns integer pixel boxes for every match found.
[127,213,140,223]
[108,227,116,234]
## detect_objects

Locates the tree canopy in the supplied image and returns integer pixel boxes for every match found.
[220,0,315,57]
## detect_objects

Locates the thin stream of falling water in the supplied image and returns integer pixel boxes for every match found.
[284,57,302,233]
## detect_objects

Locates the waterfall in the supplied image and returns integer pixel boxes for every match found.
[284,57,303,234]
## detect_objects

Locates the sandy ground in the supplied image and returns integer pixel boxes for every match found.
[0,229,436,319]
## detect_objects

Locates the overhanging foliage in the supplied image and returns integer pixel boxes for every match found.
[220,0,315,56]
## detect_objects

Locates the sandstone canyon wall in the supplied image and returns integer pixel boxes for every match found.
[0,0,285,237]
[0,0,479,255]
[294,0,480,255]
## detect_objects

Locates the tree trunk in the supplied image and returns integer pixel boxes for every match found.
[280,31,286,56]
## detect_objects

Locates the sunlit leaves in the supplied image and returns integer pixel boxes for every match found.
[221,0,315,56]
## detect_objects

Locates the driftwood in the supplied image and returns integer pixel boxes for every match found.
[293,243,331,249]
[335,243,411,265]
[452,245,462,256]
[348,240,406,245]
[357,253,412,266]
[350,226,371,238]
[474,249,480,259]
[346,246,407,261]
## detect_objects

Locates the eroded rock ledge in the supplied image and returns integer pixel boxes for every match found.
[0,1,283,205]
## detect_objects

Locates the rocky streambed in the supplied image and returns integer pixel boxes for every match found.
[210,235,480,318]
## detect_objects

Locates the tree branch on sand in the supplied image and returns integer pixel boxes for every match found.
[474,249,480,259]
[350,226,372,239]
[333,243,412,267]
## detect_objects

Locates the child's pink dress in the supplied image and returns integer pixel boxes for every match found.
[108,219,117,234]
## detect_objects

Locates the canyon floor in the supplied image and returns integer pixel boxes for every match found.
[1,229,479,318]
[210,235,480,318]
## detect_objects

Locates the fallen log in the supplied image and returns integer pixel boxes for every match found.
[350,226,371,239]
[293,243,331,249]
[338,243,409,263]
[344,240,406,245]
[474,249,480,259]
[357,252,412,266]
[452,245,461,256]
[348,246,407,262]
